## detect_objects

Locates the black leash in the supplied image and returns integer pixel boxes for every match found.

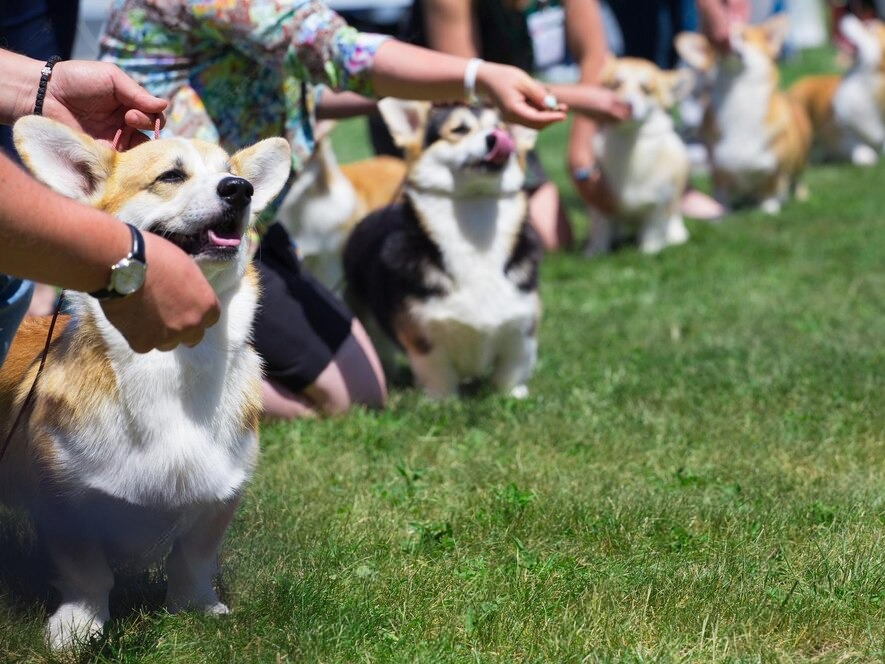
[0,292,65,464]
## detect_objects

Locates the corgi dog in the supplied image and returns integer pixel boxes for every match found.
[278,122,406,291]
[2,116,290,650]
[587,57,695,256]
[789,15,885,166]
[342,100,541,399]
[676,15,812,214]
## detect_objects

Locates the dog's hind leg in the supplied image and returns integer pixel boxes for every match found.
[44,533,113,651]
[165,498,240,615]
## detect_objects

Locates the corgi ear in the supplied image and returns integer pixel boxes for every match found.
[230,137,292,215]
[660,68,696,107]
[508,123,538,153]
[13,115,114,203]
[675,32,714,72]
[761,13,789,56]
[378,98,432,150]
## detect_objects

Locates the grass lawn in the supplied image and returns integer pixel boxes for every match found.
[5,49,885,662]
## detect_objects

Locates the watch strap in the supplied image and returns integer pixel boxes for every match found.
[89,224,146,300]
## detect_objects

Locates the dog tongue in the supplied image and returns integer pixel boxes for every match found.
[484,129,515,166]
[208,229,241,248]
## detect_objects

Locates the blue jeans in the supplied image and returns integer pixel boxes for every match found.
[0,276,34,366]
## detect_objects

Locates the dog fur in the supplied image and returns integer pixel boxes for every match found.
[343,101,541,399]
[278,121,406,291]
[676,15,812,214]
[587,57,694,256]
[789,15,885,166]
[2,116,290,650]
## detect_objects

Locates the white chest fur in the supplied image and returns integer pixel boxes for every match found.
[595,111,688,219]
[407,191,537,376]
[710,74,778,176]
[834,70,885,148]
[53,283,260,510]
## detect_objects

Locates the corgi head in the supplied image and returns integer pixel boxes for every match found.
[676,14,789,82]
[601,57,694,123]
[378,99,536,196]
[13,116,291,291]
[839,14,885,72]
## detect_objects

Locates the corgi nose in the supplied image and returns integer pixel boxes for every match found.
[217,177,254,208]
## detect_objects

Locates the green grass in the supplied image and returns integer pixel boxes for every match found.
[6,48,885,661]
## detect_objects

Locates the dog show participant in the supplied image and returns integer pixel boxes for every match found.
[0,49,221,363]
[99,0,569,419]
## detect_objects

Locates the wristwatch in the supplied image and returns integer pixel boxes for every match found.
[89,224,147,300]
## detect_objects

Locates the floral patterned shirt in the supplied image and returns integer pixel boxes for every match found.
[100,0,389,176]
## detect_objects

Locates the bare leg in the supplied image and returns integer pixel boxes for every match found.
[527,182,573,251]
[261,319,387,419]
[44,534,113,651]
[165,499,239,615]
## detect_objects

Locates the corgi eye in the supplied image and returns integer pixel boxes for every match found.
[451,123,471,136]
[641,82,654,94]
[155,169,187,184]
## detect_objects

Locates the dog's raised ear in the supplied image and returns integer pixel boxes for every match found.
[675,32,714,72]
[378,98,432,151]
[760,14,789,57]
[13,116,114,203]
[230,137,292,215]
[660,68,696,108]
[508,123,538,153]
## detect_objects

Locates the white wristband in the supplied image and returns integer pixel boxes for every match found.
[464,57,484,105]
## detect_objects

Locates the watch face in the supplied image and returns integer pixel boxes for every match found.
[111,258,147,296]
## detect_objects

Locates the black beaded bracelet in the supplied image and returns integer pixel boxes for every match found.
[33,56,62,117]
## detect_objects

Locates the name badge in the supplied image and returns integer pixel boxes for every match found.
[527,5,566,71]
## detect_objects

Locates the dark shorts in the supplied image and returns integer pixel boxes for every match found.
[253,224,353,393]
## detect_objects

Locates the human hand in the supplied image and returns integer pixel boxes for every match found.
[42,60,167,150]
[100,233,220,353]
[551,84,631,124]
[698,0,750,54]
[476,62,567,130]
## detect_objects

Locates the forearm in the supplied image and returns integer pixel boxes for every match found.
[564,0,608,85]
[369,40,473,102]
[0,50,45,125]
[0,154,130,291]
[315,90,377,120]
[423,0,478,57]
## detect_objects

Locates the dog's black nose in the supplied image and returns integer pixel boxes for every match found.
[217,177,254,208]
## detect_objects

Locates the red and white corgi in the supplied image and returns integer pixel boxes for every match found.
[343,100,541,399]
[676,16,812,214]
[789,15,885,166]
[278,122,406,291]
[588,57,694,256]
[2,116,290,650]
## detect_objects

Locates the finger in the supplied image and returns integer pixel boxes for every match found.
[156,341,180,352]
[202,299,222,329]
[110,65,169,114]
[124,108,166,131]
[182,330,206,348]
[506,102,566,130]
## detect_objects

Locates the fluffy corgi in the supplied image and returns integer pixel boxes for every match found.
[676,16,812,214]
[343,100,541,399]
[278,122,406,291]
[789,15,885,166]
[2,116,290,650]
[587,57,695,256]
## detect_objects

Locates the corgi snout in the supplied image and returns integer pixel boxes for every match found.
[217,176,254,209]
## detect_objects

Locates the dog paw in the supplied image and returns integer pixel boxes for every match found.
[760,199,781,215]
[851,144,878,167]
[45,604,104,651]
[509,385,529,400]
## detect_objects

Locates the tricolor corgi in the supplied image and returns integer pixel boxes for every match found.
[676,15,812,214]
[587,57,695,256]
[2,116,290,650]
[343,100,541,399]
[278,122,407,291]
[789,15,885,166]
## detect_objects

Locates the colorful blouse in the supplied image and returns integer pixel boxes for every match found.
[99,0,389,176]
